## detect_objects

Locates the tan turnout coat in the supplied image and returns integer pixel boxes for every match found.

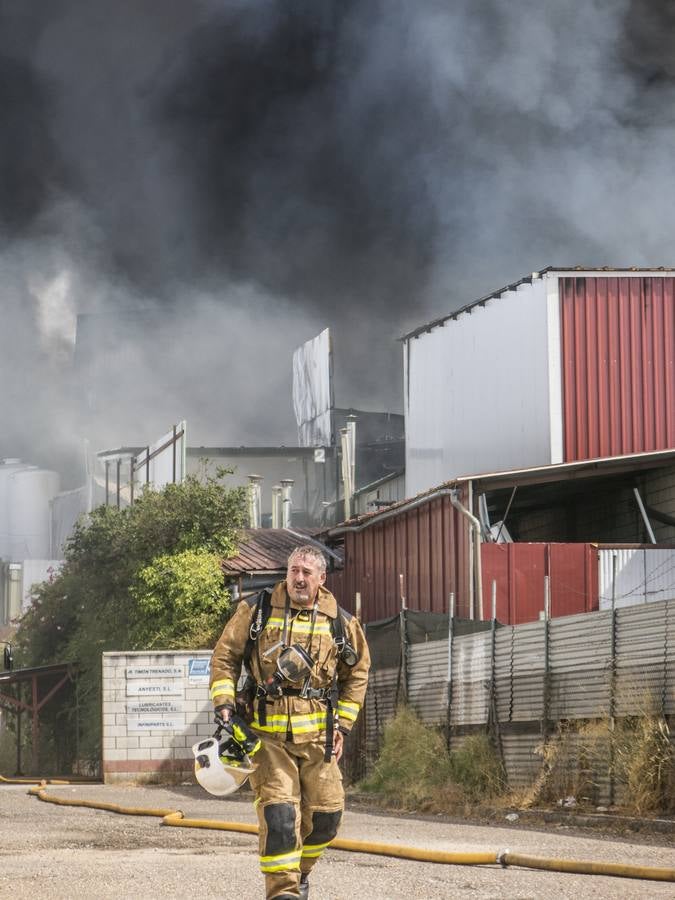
[210,582,370,743]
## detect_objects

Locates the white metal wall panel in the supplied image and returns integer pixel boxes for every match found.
[405,277,553,496]
[354,473,406,516]
[599,549,675,609]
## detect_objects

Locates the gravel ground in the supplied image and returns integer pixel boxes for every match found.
[0,782,673,899]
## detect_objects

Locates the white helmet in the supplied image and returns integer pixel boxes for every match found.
[192,735,257,797]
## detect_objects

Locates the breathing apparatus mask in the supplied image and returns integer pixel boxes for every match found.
[192,713,261,797]
[336,638,358,668]
[263,643,315,697]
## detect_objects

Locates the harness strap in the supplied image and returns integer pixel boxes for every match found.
[256,685,330,700]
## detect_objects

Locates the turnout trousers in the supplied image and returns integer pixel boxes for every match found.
[249,736,344,900]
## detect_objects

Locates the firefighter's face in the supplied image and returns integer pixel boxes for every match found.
[286,554,326,606]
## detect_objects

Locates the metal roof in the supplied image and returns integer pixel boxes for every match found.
[222,528,340,575]
[401,266,675,342]
[187,446,321,457]
[325,448,675,534]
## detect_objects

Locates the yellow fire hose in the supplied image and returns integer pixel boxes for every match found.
[15,782,675,883]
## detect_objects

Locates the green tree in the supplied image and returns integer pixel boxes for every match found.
[15,473,246,768]
[131,548,231,650]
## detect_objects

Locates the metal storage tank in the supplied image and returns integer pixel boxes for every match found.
[0,459,34,560]
[7,468,61,560]
[403,268,675,496]
[0,562,23,623]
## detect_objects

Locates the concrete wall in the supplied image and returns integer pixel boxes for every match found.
[102,650,212,784]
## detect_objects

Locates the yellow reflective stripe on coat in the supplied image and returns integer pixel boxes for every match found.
[259,850,301,873]
[337,700,360,721]
[290,711,327,734]
[265,617,332,636]
[251,710,328,735]
[210,678,235,701]
[301,841,332,859]
[251,712,290,733]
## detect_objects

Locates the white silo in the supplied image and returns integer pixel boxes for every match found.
[7,468,61,560]
[0,459,34,560]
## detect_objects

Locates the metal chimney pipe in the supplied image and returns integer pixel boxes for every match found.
[272,485,282,528]
[280,479,294,529]
[340,427,353,520]
[247,474,263,529]
[347,414,356,501]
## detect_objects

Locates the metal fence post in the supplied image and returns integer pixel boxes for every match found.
[397,574,409,706]
[446,592,455,747]
[542,575,550,743]
[609,551,617,807]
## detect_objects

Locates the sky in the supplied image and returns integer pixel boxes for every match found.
[1,0,674,486]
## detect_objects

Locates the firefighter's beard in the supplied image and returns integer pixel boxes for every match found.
[290,584,311,605]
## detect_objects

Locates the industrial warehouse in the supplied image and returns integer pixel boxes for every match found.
[2,4,675,898]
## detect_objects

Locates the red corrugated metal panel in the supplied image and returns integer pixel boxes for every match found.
[481,543,599,624]
[338,494,471,623]
[561,276,675,461]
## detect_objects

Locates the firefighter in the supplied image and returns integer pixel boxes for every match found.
[210,544,370,900]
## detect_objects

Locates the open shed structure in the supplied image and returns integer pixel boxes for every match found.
[323,449,675,624]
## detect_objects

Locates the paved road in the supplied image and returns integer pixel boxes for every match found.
[0,783,672,899]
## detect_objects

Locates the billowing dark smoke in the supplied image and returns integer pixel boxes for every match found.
[1,1,675,483]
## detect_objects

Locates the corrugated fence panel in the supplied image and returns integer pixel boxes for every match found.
[549,611,612,719]
[408,641,450,725]
[363,598,675,788]
[510,621,545,721]
[500,732,543,789]
[365,667,398,754]
[615,600,672,716]
[450,631,491,726]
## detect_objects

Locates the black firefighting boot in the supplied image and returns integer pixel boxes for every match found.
[299,874,310,899]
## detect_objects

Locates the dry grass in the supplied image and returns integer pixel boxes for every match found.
[614,716,675,815]
[517,716,675,816]
[360,704,674,818]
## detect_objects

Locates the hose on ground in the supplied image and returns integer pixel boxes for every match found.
[19,782,675,884]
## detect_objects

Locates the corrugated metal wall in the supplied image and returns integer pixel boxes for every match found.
[481,543,598,623]
[362,599,675,797]
[404,277,554,496]
[598,547,675,609]
[338,494,471,620]
[561,276,675,461]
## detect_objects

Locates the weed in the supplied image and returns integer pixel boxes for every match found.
[359,706,505,813]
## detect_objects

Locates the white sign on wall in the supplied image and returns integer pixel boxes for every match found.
[126,666,183,678]
[126,683,183,696]
[127,701,183,714]
[127,717,183,732]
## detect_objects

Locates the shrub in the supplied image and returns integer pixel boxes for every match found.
[360,707,505,812]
